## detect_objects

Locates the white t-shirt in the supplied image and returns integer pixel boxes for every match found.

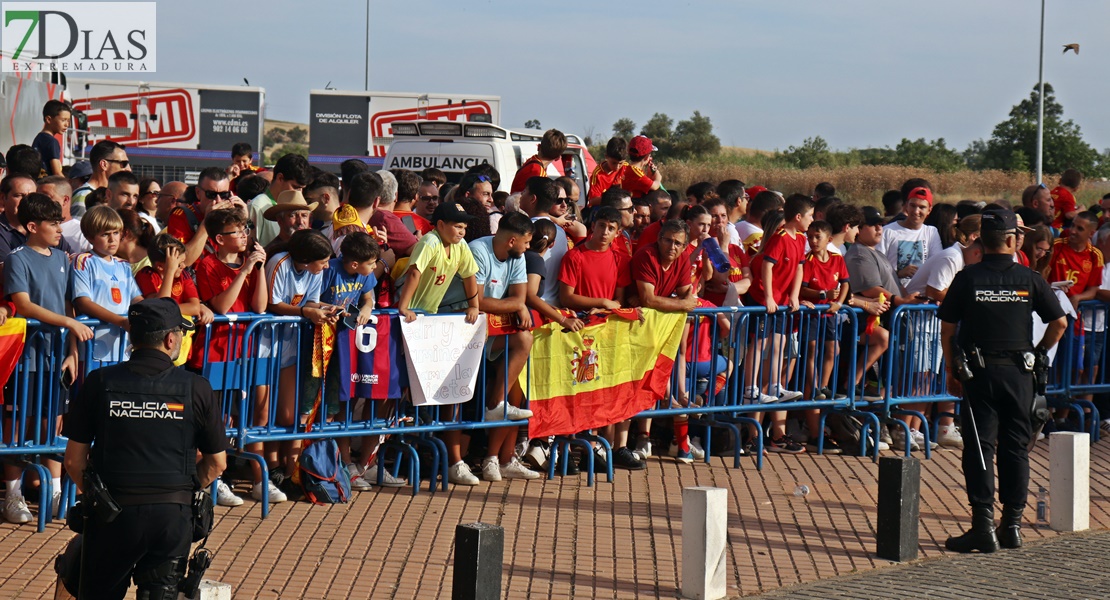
[727,222,740,247]
[878,221,942,289]
[61,219,92,254]
[1082,263,1110,332]
[905,244,964,297]
[532,215,567,306]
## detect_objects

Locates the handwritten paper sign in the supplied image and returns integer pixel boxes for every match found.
[399,314,488,405]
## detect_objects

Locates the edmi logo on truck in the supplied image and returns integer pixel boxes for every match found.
[2,2,157,73]
[71,89,195,145]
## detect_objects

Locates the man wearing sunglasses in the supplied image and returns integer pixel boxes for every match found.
[167,167,241,267]
[72,140,130,218]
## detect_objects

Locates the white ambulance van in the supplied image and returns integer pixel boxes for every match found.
[383,120,595,203]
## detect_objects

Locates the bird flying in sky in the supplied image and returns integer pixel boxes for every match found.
[1063,43,1080,55]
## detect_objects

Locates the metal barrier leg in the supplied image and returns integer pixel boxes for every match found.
[229,450,269,518]
[21,461,51,533]
[729,416,763,471]
[700,418,742,468]
[405,435,442,493]
[422,434,450,491]
[382,438,420,496]
[851,410,882,462]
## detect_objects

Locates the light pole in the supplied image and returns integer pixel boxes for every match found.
[1036,0,1045,184]
[364,0,370,90]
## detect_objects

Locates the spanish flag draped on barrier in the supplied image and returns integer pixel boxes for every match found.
[0,318,26,386]
[521,308,685,438]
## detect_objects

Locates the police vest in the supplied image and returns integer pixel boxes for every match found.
[90,363,196,504]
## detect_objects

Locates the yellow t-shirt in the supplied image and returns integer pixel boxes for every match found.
[406,231,478,314]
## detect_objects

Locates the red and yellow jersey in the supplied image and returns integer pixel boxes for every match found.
[1051,186,1077,230]
[748,228,806,306]
[619,163,655,198]
[803,251,849,296]
[587,161,627,204]
[510,155,547,194]
[1048,238,1104,296]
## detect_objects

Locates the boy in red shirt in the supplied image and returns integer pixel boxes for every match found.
[620,136,662,199]
[744,194,814,453]
[1051,169,1082,231]
[587,137,629,207]
[799,221,850,453]
[192,208,275,502]
[510,129,566,193]
[558,206,643,470]
[1048,211,1103,310]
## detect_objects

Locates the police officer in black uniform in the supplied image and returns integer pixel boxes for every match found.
[62,298,227,599]
[938,209,1067,553]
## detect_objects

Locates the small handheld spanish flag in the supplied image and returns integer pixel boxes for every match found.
[864,293,886,336]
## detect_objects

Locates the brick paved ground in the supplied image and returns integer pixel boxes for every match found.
[1,436,1108,599]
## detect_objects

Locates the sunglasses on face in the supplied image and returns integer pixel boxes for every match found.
[104,158,130,168]
[419,195,439,202]
[200,189,233,201]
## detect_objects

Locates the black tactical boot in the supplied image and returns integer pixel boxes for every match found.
[945,505,1000,553]
[996,504,1024,549]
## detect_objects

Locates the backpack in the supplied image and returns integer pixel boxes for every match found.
[297,438,351,505]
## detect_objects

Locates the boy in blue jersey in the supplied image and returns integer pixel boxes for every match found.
[70,205,143,366]
[313,232,403,489]
[2,193,93,525]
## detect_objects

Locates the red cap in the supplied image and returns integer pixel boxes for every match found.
[746,185,768,198]
[907,187,933,205]
[628,135,656,158]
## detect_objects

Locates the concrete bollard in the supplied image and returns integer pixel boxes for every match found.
[681,487,727,600]
[196,580,233,600]
[1049,432,1090,532]
[875,456,920,562]
[452,523,504,600]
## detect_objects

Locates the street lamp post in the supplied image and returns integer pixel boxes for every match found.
[364,0,370,90]
[1036,0,1045,184]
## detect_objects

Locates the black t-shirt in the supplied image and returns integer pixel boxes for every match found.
[938,254,1065,352]
[524,250,546,280]
[32,131,60,173]
[63,348,227,455]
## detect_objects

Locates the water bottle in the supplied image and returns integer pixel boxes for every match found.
[793,484,810,497]
[1036,486,1048,523]
[701,238,731,273]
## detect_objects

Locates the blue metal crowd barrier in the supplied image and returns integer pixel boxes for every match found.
[4,299,1108,529]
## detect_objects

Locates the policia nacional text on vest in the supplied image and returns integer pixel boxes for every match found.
[938,209,1067,554]
[59,298,227,599]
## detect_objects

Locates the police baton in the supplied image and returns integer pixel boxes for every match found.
[961,395,988,473]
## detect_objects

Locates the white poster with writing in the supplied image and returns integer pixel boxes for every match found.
[400,314,487,405]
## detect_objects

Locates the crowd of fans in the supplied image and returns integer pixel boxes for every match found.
[1,100,1107,525]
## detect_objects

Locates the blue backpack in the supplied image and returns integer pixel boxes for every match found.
[297,439,351,505]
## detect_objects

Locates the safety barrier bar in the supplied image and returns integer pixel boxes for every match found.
[5,299,1107,528]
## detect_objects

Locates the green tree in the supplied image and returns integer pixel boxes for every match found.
[287,126,308,144]
[612,118,636,140]
[263,127,288,147]
[780,136,832,169]
[890,138,965,172]
[672,111,721,159]
[640,113,674,158]
[981,83,1101,175]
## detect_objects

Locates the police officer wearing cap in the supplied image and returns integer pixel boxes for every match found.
[62,298,227,599]
[938,208,1067,553]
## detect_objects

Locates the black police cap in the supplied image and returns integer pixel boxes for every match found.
[980,209,1018,233]
[128,298,195,338]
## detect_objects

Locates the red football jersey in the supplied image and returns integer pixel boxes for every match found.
[1048,238,1104,296]
[802,251,849,296]
[749,228,806,306]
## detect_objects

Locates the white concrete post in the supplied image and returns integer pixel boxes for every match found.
[1049,432,1090,532]
[197,580,233,600]
[681,487,728,600]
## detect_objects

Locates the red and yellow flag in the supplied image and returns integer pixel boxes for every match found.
[0,318,27,387]
[522,309,685,438]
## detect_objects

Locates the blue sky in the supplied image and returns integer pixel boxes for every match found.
[70,0,1110,152]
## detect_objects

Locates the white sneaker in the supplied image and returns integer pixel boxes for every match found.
[2,494,32,524]
[500,458,541,480]
[480,457,501,482]
[51,489,62,517]
[771,386,803,402]
[633,437,653,461]
[890,427,920,452]
[362,465,406,488]
[911,429,938,450]
[449,461,480,486]
[937,426,965,450]
[523,441,549,471]
[216,480,244,506]
[251,482,288,504]
[348,464,373,491]
[744,387,779,404]
[879,424,893,445]
[486,401,533,422]
[689,438,706,460]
